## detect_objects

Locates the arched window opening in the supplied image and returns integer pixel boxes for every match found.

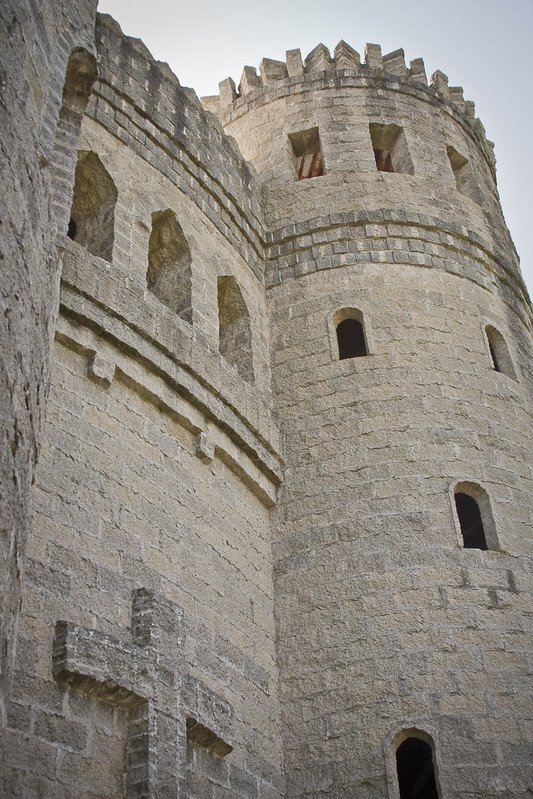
[334,309,368,360]
[453,482,498,551]
[68,151,117,262]
[218,276,254,383]
[369,122,414,175]
[62,48,98,115]
[147,209,192,322]
[485,325,516,379]
[447,145,469,190]
[396,737,440,799]
[455,492,488,550]
[51,48,97,231]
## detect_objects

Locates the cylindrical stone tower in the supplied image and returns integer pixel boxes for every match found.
[207,41,533,797]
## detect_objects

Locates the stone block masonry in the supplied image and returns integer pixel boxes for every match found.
[218,38,533,799]
[0,0,98,749]
[1,7,532,798]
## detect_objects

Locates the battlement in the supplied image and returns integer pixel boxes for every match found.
[205,41,494,167]
[3,5,533,797]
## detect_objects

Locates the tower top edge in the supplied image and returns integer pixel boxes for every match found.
[211,41,460,99]
[203,41,494,165]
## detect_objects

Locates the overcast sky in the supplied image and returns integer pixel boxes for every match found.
[97,0,533,297]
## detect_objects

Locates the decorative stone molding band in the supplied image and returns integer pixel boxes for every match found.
[58,244,283,506]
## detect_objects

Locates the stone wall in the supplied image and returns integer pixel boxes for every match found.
[1,9,532,797]
[268,263,533,797]
[0,0,97,742]
[214,42,533,797]
[3,12,283,798]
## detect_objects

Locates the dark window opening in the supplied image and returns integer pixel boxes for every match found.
[455,492,488,550]
[447,145,468,186]
[337,318,367,359]
[369,122,414,175]
[67,218,77,239]
[396,737,440,799]
[374,148,394,173]
[288,127,324,180]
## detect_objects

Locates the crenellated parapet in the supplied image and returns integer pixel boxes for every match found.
[204,41,495,172]
[2,5,533,797]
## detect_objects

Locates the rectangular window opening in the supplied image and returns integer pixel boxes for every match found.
[288,127,325,180]
[369,122,414,175]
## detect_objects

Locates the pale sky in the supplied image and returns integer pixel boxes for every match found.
[97,0,533,297]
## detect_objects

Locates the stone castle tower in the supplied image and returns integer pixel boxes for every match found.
[1,3,532,797]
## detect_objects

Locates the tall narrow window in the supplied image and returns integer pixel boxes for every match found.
[334,309,368,359]
[396,737,440,799]
[68,151,117,262]
[186,718,233,798]
[455,492,488,550]
[288,127,324,180]
[147,209,192,322]
[453,482,498,551]
[369,123,414,175]
[485,325,516,379]
[51,48,97,230]
[218,276,254,383]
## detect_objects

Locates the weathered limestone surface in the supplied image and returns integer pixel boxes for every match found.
[0,0,97,743]
[1,8,532,798]
[217,44,533,798]
[2,13,283,798]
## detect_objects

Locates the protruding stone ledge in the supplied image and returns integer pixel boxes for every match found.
[53,620,153,709]
[87,351,115,387]
[56,240,283,507]
[263,211,531,320]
